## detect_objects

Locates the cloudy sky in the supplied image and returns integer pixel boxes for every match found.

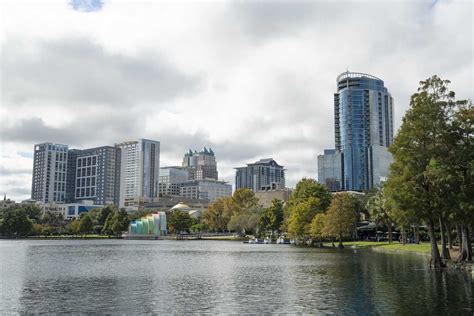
[0,0,472,201]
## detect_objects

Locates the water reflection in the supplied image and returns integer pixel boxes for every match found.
[0,240,471,314]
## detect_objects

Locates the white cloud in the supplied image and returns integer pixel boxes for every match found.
[0,0,472,201]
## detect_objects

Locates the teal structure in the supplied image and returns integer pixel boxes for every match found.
[129,212,167,237]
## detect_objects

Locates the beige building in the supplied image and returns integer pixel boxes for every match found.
[254,188,292,208]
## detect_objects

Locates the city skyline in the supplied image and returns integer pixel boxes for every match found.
[1,0,473,201]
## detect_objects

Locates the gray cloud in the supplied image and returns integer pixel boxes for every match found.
[0,113,144,148]
[1,38,202,107]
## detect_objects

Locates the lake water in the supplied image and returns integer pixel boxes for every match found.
[0,240,472,314]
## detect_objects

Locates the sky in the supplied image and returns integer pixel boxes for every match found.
[0,0,472,201]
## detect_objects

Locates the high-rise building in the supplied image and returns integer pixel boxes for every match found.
[182,147,218,180]
[158,166,189,197]
[235,158,285,192]
[73,146,120,205]
[116,139,160,208]
[317,149,343,192]
[31,143,68,203]
[318,71,394,191]
[180,179,232,202]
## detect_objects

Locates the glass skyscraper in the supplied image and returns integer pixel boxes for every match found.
[318,71,394,191]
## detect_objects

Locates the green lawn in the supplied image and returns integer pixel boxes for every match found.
[323,241,433,254]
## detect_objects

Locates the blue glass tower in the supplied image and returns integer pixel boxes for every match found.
[318,71,394,191]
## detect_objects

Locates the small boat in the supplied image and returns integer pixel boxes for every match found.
[264,237,271,244]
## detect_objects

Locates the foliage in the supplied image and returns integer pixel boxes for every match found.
[385,75,472,266]
[79,214,94,235]
[323,193,357,248]
[0,206,34,236]
[258,199,284,235]
[202,197,234,232]
[168,210,193,234]
[102,209,129,237]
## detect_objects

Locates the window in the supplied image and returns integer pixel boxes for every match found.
[87,168,91,176]
[87,157,92,166]
[92,156,97,165]
[86,178,90,186]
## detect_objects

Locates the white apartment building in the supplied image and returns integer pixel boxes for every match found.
[116,139,160,209]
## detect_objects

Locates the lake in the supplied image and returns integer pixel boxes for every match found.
[0,239,472,314]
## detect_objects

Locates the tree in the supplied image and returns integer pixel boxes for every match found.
[258,199,285,236]
[232,188,259,214]
[310,213,326,247]
[284,178,332,241]
[79,214,94,236]
[366,186,394,243]
[102,209,129,237]
[227,205,262,235]
[385,76,469,267]
[0,207,33,237]
[168,210,193,235]
[69,218,81,235]
[323,193,357,249]
[203,197,234,232]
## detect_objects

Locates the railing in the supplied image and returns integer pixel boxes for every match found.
[337,71,382,83]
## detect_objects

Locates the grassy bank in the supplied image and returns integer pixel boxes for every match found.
[323,241,432,255]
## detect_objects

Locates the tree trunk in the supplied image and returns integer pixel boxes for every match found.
[338,232,344,249]
[388,222,392,243]
[427,218,445,268]
[439,217,450,260]
[412,225,417,244]
[401,228,406,245]
[318,236,323,248]
[456,223,462,249]
[446,222,453,250]
[460,225,472,262]
[331,237,335,248]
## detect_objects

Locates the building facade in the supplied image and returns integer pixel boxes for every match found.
[116,139,160,208]
[180,179,232,202]
[318,71,394,191]
[158,166,189,197]
[182,147,218,180]
[235,158,285,192]
[317,149,343,192]
[74,146,120,205]
[31,143,69,203]
[254,188,292,208]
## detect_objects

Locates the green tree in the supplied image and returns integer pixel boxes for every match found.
[168,210,193,234]
[366,186,394,243]
[79,214,94,236]
[385,75,469,267]
[287,197,321,242]
[258,199,285,236]
[323,193,357,249]
[310,213,326,247]
[232,188,259,214]
[68,218,81,235]
[202,197,234,232]
[227,206,262,236]
[283,178,332,233]
[0,207,33,237]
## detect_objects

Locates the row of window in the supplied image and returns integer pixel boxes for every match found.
[76,167,97,177]
[77,156,97,167]
[76,177,96,187]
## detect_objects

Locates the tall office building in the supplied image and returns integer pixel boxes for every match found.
[182,147,218,180]
[235,158,285,192]
[73,146,120,205]
[158,166,189,197]
[31,143,69,203]
[116,139,160,208]
[318,71,394,191]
